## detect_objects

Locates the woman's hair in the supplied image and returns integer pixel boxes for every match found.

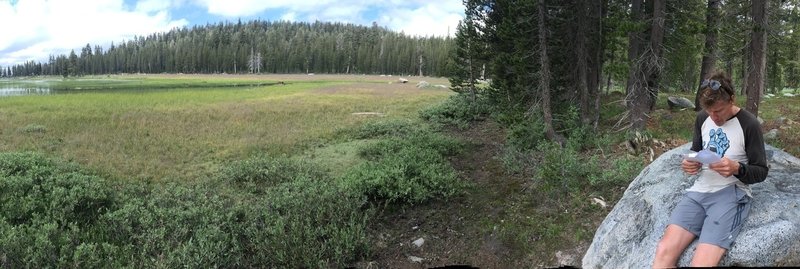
[698,70,735,108]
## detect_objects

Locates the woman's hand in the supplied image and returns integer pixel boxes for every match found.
[709,157,740,177]
[682,159,702,175]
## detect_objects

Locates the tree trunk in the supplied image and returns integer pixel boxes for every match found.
[695,0,721,111]
[576,0,591,127]
[746,0,767,117]
[628,0,665,131]
[741,45,748,95]
[538,0,564,145]
[577,0,604,129]
[592,0,607,129]
[625,0,645,102]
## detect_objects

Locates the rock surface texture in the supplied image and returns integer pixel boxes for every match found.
[583,143,800,268]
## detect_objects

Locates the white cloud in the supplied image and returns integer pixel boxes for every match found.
[0,0,187,66]
[190,0,464,37]
[379,2,464,37]
[191,0,336,17]
[0,0,464,66]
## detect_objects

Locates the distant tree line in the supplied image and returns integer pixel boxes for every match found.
[4,20,453,77]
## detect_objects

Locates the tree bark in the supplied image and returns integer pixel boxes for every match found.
[624,0,645,101]
[695,0,721,111]
[576,0,591,127]
[591,0,607,130]
[538,0,564,145]
[628,0,665,131]
[746,0,767,117]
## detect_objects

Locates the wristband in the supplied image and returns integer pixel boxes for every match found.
[737,162,746,176]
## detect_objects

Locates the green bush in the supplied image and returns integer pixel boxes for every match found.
[506,117,547,151]
[352,119,418,139]
[420,94,490,129]
[218,155,327,190]
[0,152,118,268]
[0,152,371,268]
[533,138,642,200]
[359,130,464,161]
[587,155,643,188]
[534,142,587,196]
[238,179,371,268]
[342,148,462,205]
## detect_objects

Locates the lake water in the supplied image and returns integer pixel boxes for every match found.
[0,87,54,97]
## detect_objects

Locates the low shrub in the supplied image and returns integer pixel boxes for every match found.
[420,94,490,129]
[342,146,464,205]
[218,155,327,190]
[0,152,371,268]
[506,117,547,151]
[341,128,466,206]
[359,130,464,160]
[0,152,117,268]
[352,119,418,139]
[238,178,371,268]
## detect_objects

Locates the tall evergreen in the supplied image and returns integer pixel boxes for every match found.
[9,20,454,77]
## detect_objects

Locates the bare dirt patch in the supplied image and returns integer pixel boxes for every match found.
[357,121,569,268]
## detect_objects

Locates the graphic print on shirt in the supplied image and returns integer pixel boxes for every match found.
[705,128,730,157]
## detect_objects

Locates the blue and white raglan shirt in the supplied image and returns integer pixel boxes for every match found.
[687,109,769,196]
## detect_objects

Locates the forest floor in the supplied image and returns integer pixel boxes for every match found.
[358,120,549,268]
[356,92,800,268]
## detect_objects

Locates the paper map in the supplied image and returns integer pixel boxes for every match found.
[683,149,722,164]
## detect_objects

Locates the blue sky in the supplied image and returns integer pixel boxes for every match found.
[0,0,465,67]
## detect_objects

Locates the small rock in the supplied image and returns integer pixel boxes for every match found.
[591,197,608,208]
[765,129,779,140]
[667,96,695,110]
[408,255,424,263]
[784,93,796,97]
[413,238,425,248]
[398,78,409,83]
[412,225,419,231]
[416,81,430,88]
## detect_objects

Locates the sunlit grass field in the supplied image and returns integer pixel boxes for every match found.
[0,74,452,181]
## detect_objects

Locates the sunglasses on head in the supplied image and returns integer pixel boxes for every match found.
[701,79,731,95]
[701,79,721,91]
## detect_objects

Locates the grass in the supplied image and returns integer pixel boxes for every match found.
[0,75,452,181]
[0,74,463,267]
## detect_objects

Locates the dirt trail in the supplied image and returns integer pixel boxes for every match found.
[358,120,554,268]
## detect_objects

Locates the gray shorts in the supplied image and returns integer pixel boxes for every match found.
[668,184,751,250]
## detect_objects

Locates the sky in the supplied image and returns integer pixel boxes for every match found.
[0,0,465,67]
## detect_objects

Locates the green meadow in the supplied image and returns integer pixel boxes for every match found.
[1,74,451,181]
[0,74,467,267]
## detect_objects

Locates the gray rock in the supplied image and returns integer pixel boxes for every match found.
[765,129,779,140]
[583,143,800,268]
[398,78,409,83]
[776,117,787,125]
[667,96,695,110]
[784,93,795,97]
[416,81,430,88]
[408,255,424,263]
[413,237,425,247]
